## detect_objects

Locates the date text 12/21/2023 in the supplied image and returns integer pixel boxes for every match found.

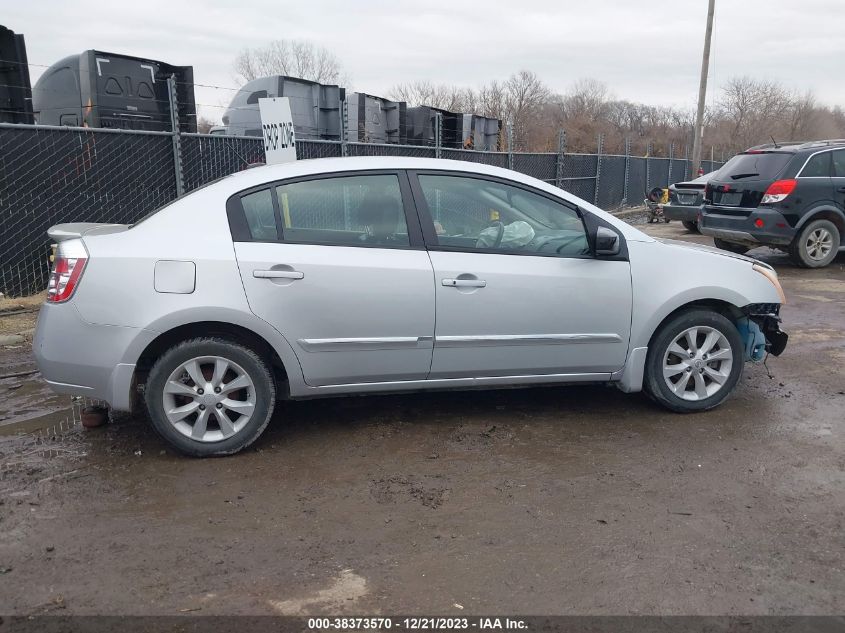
[307,617,529,630]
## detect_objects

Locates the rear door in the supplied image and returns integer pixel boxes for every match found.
[231,171,435,387]
[409,171,632,379]
[795,150,834,216]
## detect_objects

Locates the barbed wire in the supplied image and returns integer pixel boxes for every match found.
[0,56,728,157]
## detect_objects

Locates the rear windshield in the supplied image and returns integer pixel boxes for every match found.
[714,152,792,181]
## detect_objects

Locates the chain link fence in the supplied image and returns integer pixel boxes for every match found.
[0,122,724,297]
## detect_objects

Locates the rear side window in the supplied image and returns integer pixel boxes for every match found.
[800,152,831,178]
[275,175,409,247]
[715,152,792,181]
[832,150,845,177]
[241,189,278,240]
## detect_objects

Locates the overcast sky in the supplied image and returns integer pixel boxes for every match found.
[6,0,844,123]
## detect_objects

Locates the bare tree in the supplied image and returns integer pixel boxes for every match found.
[559,78,610,120]
[477,80,507,120]
[785,90,818,141]
[716,76,792,150]
[390,81,476,111]
[233,40,347,85]
[503,70,550,150]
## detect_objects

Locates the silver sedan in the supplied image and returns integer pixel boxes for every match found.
[34,157,788,456]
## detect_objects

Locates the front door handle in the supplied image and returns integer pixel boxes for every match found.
[442,278,486,288]
[253,269,304,280]
[837,186,845,193]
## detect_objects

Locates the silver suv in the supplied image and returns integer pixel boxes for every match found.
[34,157,788,456]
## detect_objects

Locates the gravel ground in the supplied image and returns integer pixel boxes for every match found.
[0,222,843,616]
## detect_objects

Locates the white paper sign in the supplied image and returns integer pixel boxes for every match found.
[258,97,297,164]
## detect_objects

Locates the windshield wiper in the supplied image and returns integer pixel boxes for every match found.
[730,173,760,180]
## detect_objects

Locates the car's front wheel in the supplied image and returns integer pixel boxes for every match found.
[644,309,744,413]
[682,220,700,233]
[145,337,276,456]
[789,219,840,268]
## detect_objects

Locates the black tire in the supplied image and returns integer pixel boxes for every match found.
[644,309,744,413]
[145,337,276,457]
[713,238,750,255]
[682,220,700,233]
[663,217,671,223]
[788,219,840,268]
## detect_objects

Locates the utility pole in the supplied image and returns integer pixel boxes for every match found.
[691,0,715,178]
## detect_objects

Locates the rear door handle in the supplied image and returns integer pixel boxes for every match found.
[442,278,486,288]
[837,186,845,193]
[253,269,304,280]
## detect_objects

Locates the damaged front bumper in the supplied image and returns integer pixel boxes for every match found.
[738,304,788,362]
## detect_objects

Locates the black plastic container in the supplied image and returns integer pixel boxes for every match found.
[0,25,34,124]
[345,92,406,144]
[33,50,196,132]
[406,106,462,147]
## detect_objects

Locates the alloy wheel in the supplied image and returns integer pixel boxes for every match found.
[162,355,256,442]
[805,227,834,261]
[662,326,734,401]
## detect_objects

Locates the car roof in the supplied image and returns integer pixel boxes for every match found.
[178,156,653,243]
[745,139,845,153]
[216,156,533,192]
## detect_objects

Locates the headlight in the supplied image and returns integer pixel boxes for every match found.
[752,263,786,304]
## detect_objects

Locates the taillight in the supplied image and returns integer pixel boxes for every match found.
[47,243,88,303]
[761,179,797,204]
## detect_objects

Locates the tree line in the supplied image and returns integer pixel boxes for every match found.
[392,74,845,157]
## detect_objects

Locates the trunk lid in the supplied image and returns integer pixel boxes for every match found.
[47,223,129,243]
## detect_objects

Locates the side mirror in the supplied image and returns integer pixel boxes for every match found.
[595,226,620,256]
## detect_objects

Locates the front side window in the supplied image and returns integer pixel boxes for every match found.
[800,152,831,178]
[417,174,588,257]
[275,174,410,247]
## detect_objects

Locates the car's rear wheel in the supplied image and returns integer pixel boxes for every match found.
[789,219,840,268]
[713,238,750,255]
[682,220,700,233]
[145,337,276,456]
[644,309,744,413]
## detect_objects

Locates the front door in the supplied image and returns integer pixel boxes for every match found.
[232,172,435,386]
[410,172,632,379]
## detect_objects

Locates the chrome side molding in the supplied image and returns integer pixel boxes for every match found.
[434,333,622,348]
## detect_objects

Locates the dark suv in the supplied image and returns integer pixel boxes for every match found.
[700,140,845,267]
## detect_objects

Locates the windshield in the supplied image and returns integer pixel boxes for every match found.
[714,152,792,181]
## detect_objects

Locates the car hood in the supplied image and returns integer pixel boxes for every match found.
[657,238,772,269]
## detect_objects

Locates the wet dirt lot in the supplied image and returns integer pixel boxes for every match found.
[0,222,843,616]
